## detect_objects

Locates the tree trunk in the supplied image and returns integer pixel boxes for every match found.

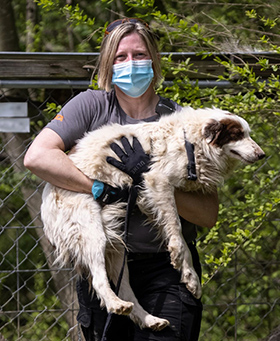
[26,0,43,101]
[0,0,19,51]
[66,0,75,51]
[26,0,37,52]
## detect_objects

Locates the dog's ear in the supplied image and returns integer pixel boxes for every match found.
[202,119,223,144]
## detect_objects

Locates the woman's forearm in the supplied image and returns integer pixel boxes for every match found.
[174,189,219,228]
[24,128,93,193]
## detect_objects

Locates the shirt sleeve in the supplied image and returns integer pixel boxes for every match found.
[45,90,110,151]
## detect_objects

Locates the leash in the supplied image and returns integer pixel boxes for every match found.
[184,130,197,181]
[101,185,138,341]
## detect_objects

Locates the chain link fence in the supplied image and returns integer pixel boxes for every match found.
[1,58,280,340]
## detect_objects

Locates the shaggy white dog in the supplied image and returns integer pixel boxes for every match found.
[41,107,265,330]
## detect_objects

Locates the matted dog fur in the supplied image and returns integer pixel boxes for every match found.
[41,107,265,330]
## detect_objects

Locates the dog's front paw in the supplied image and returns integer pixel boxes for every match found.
[181,267,202,299]
[108,299,134,315]
[143,315,170,331]
[167,235,185,269]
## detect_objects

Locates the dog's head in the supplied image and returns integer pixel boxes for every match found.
[202,112,265,164]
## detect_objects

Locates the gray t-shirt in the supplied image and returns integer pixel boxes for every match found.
[46,89,197,252]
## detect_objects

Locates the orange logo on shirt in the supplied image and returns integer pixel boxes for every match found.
[54,114,64,122]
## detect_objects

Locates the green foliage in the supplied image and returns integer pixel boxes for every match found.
[44,102,62,116]
[62,4,95,27]
[122,0,155,9]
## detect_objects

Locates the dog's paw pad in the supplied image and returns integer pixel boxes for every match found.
[109,301,134,315]
[181,270,202,299]
[186,283,202,299]
[168,238,184,269]
[145,315,170,331]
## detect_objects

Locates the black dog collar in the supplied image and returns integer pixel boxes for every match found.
[184,130,197,181]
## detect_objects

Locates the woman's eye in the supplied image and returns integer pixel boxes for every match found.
[135,53,146,59]
[115,55,126,62]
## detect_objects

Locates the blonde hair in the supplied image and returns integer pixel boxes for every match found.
[98,22,162,92]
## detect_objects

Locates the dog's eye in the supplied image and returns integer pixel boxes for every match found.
[231,129,244,141]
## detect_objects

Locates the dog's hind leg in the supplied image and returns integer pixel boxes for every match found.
[111,254,169,331]
[140,174,202,299]
[42,188,134,314]
[72,202,134,316]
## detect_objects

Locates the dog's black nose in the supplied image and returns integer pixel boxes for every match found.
[258,152,266,160]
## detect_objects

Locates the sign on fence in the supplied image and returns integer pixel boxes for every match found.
[0,102,30,133]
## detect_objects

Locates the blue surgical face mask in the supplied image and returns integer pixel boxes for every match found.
[112,60,154,98]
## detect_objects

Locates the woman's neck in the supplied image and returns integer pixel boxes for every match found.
[115,86,159,120]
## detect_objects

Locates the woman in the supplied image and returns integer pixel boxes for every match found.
[24,18,218,341]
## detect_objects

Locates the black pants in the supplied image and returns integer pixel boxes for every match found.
[77,242,202,341]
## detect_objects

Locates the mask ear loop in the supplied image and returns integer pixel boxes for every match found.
[82,64,98,86]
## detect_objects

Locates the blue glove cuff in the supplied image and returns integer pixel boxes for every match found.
[92,180,105,200]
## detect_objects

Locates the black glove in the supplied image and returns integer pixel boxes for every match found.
[92,180,129,206]
[106,136,151,186]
